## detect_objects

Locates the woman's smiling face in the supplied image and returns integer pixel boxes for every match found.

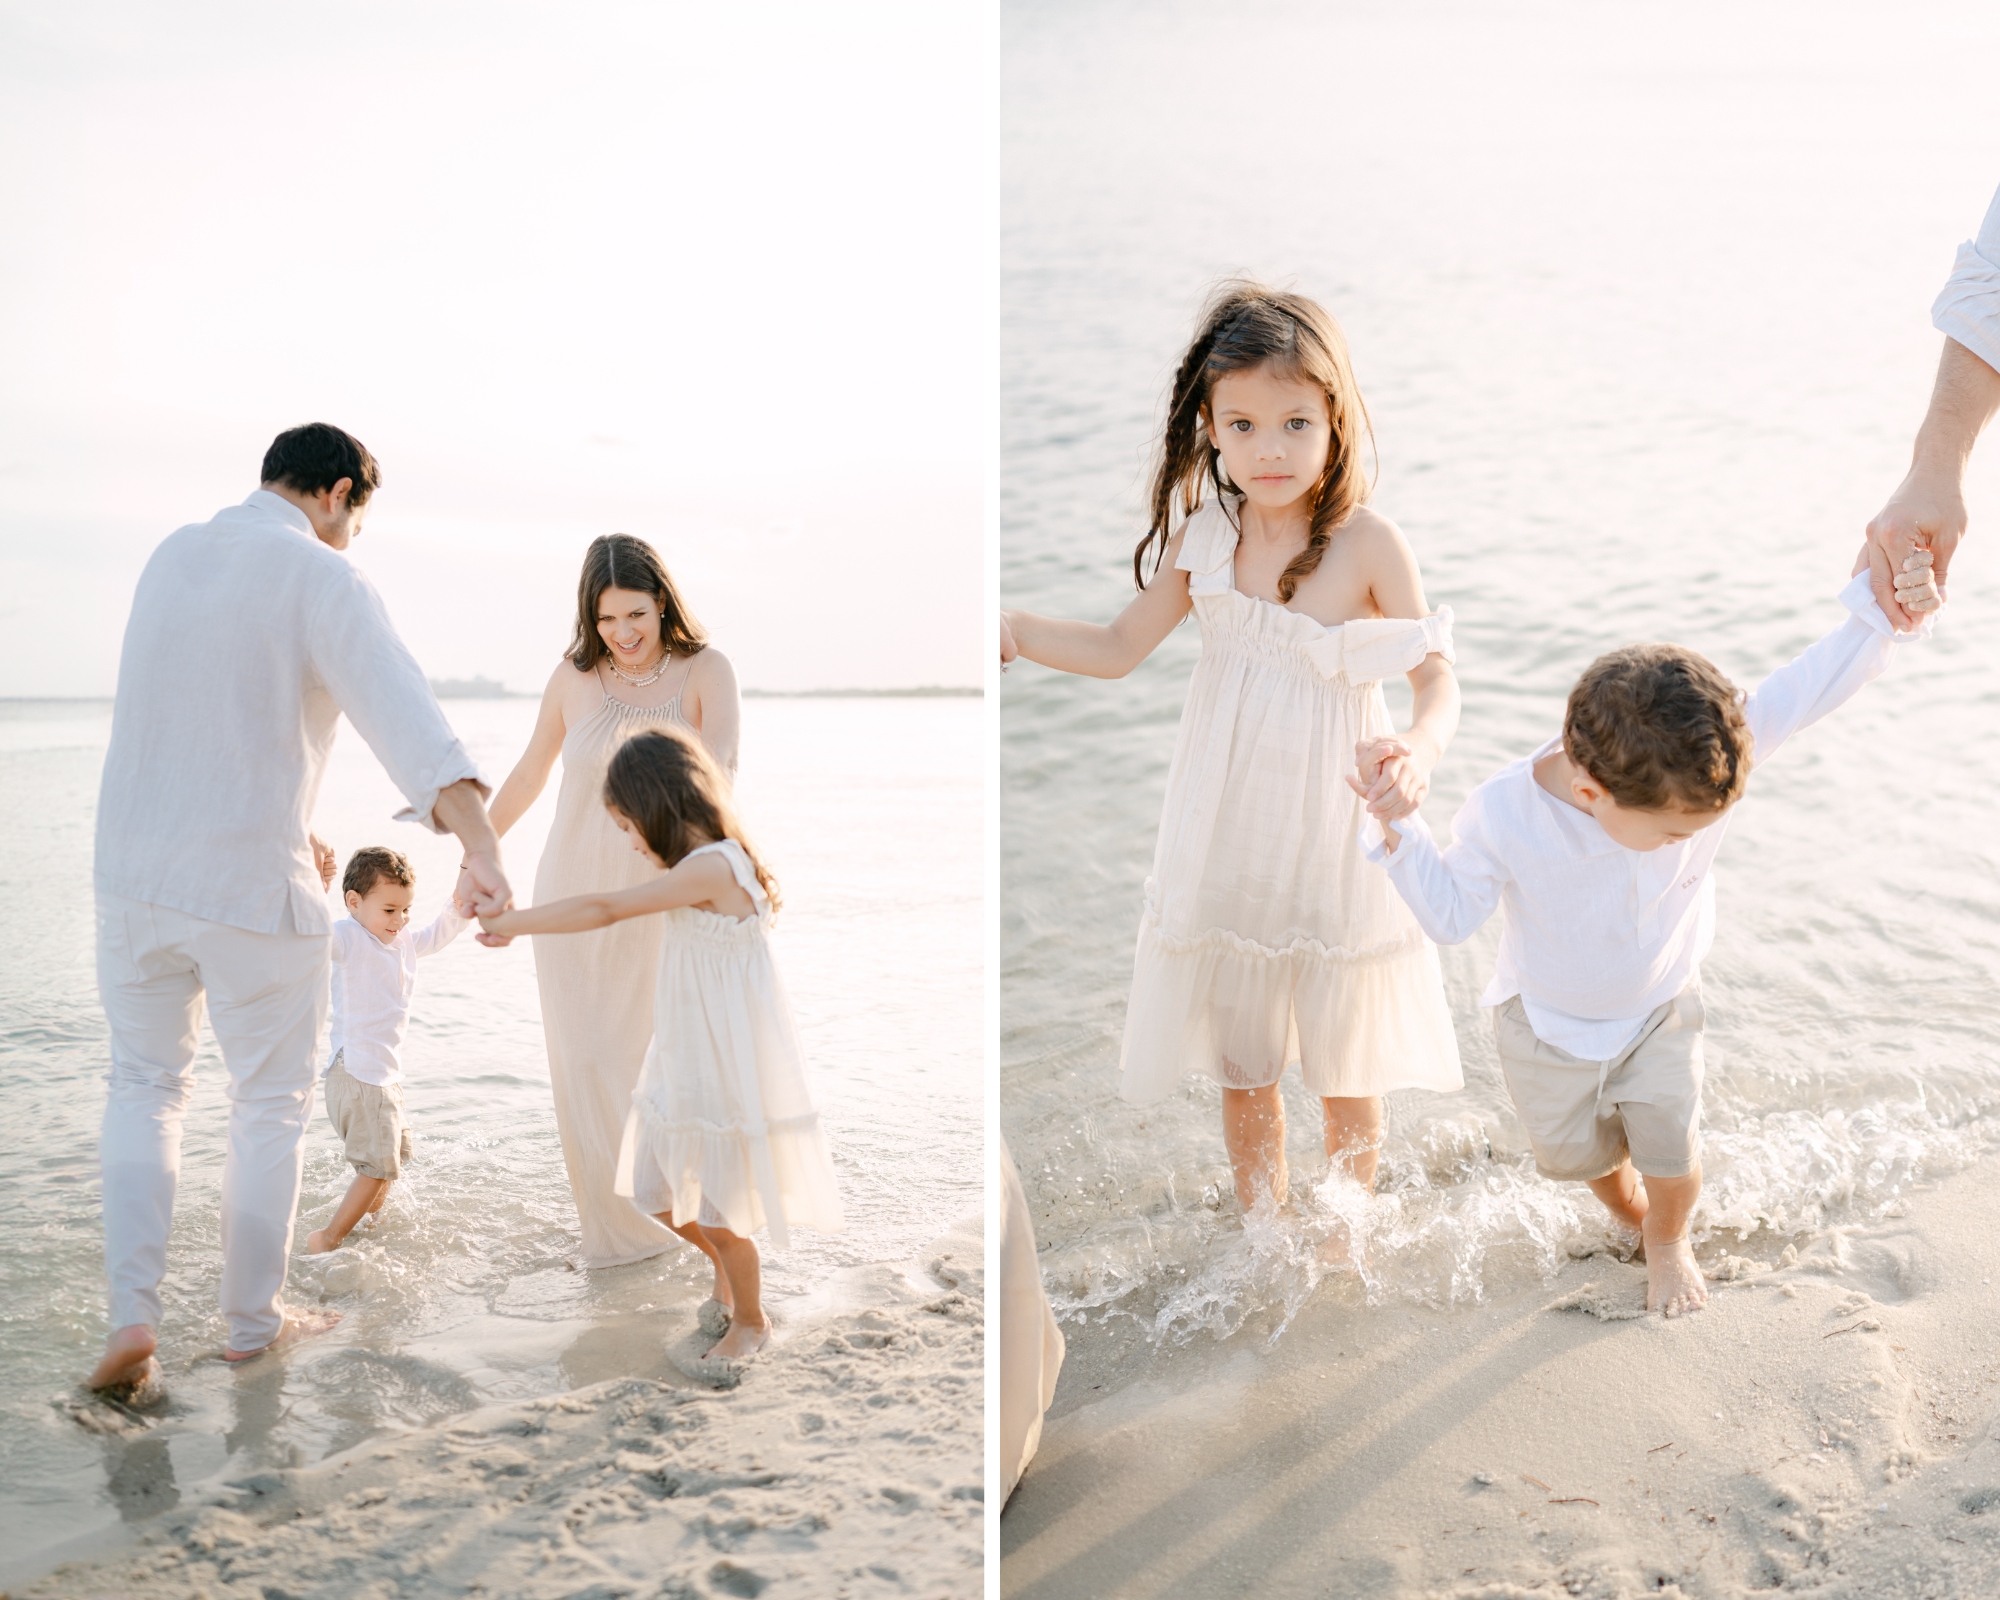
[597,586,664,668]
[1206,363,1333,511]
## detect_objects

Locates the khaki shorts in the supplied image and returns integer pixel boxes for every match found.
[1491,987,1704,1182]
[324,1053,411,1181]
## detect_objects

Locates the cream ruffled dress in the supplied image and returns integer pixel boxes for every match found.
[614,838,843,1248]
[1120,496,1464,1105]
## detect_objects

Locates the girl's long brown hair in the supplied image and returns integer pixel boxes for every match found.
[1136,281,1376,602]
[603,727,780,912]
[568,534,708,671]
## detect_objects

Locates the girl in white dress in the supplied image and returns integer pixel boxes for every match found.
[478,726,842,1367]
[1001,282,1464,1215]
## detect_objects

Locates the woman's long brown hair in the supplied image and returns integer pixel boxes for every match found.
[603,727,780,912]
[1137,281,1376,602]
[568,534,708,671]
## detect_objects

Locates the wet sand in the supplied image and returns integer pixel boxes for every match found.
[23,1217,983,1600]
[1002,1160,2000,1598]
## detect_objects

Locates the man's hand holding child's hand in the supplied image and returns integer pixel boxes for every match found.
[1855,542,1943,630]
[309,832,336,891]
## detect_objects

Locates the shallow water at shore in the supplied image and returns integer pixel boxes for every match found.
[0,694,979,1578]
[1002,0,2000,1344]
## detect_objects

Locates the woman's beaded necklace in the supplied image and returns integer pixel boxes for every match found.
[604,645,673,687]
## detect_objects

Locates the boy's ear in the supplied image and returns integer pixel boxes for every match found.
[344,888,362,911]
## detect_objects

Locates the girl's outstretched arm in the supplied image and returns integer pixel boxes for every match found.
[1352,513,1461,820]
[477,852,744,942]
[1000,531,1194,680]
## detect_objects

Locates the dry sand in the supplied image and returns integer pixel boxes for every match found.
[1001,1155,2000,1599]
[22,1217,982,1600]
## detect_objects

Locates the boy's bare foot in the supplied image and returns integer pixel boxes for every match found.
[87,1324,159,1392]
[1646,1236,1708,1318]
[305,1228,336,1254]
[224,1308,342,1363]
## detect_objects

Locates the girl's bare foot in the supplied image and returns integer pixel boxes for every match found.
[710,1314,770,1363]
[1645,1235,1708,1319]
[87,1324,159,1392]
[305,1228,336,1254]
[224,1308,342,1363]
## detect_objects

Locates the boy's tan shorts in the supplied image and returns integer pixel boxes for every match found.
[1491,987,1704,1182]
[324,1052,411,1181]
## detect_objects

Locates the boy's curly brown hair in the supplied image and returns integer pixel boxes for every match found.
[1563,644,1752,813]
[343,846,415,900]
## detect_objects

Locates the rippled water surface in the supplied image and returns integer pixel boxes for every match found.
[1003,0,2000,1345]
[0,693,978,1575]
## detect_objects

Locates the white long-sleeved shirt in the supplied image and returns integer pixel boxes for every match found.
[328,906,470,1087]
[95,490,485,935]
[1366,576,1930,1060]
[1933,182,2000,376]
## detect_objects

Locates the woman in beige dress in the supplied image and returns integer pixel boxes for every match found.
[476,534,741,1267]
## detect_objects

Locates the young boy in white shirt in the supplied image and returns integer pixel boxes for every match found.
[306,846,467,1253]
[1357,554,1941,1319]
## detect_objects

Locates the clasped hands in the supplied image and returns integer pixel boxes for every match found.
[1343,730,1438,832]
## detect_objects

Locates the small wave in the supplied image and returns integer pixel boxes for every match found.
[1041,1096,2000,1345]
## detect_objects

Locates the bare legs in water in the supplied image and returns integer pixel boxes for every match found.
[655,1213,769,1361]
[1588,1161,1708,1318]
[1220,1083,1382,1210]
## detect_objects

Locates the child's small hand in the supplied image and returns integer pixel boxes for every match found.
[1351,734,1435,822]
[1892,545,1942,619]
[1343,772,1402,853]
[309,832,336,891]
[999,612,1019,670]
[474,910,516,949]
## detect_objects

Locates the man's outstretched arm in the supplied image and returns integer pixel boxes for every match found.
[1864,337,2000,625]
[1865,182,2000,627]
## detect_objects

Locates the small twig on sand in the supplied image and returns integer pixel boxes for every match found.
[1648,1441,1674,1453]
[1549,1497,1600,1507]
[1824,1322,1872,1339]
[1521,1474,1551,1490]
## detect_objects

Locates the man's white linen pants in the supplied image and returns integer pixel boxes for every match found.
[95,893,327,1353]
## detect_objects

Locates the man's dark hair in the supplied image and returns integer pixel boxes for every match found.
[261,423,381,508]
[343,846,414,900]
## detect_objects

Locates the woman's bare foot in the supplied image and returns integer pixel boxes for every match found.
[710,1313,770,1362]
[87,1324,159,1392]
[1645,1235,1709,1319]
[224,1308,342,1363]
[305,1228,336,1254]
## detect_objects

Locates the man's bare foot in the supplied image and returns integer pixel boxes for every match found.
[709,1314,770,1363]
[224,1308,342,1363]
[1646,1235,1709,1319]
[305,1228,337,1254]
[87,1324,159,1392]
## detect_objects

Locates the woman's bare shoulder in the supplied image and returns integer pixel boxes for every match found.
[689,644,737,687]
[545,655,600,705]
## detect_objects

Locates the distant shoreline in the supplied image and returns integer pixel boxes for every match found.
[0,685,983,705]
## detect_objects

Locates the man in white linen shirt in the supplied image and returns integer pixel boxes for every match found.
[1864,180,2000,628]
[1356,564,1938,1323]
[87,422,513,1393]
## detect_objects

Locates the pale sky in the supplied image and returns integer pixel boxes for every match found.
[0,1,989,695]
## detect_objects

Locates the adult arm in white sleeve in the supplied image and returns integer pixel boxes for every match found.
[1933,182,2000,378]
[307,565,487,832]
[1743,576,1929,767]
[1360,804,1509,946]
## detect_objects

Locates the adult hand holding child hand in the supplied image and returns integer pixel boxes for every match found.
[309,832,336,891]
[1853,542,1944,630]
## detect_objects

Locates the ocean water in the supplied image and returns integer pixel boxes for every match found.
[1002,0,2000,1346]
[0,693,979,1577]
